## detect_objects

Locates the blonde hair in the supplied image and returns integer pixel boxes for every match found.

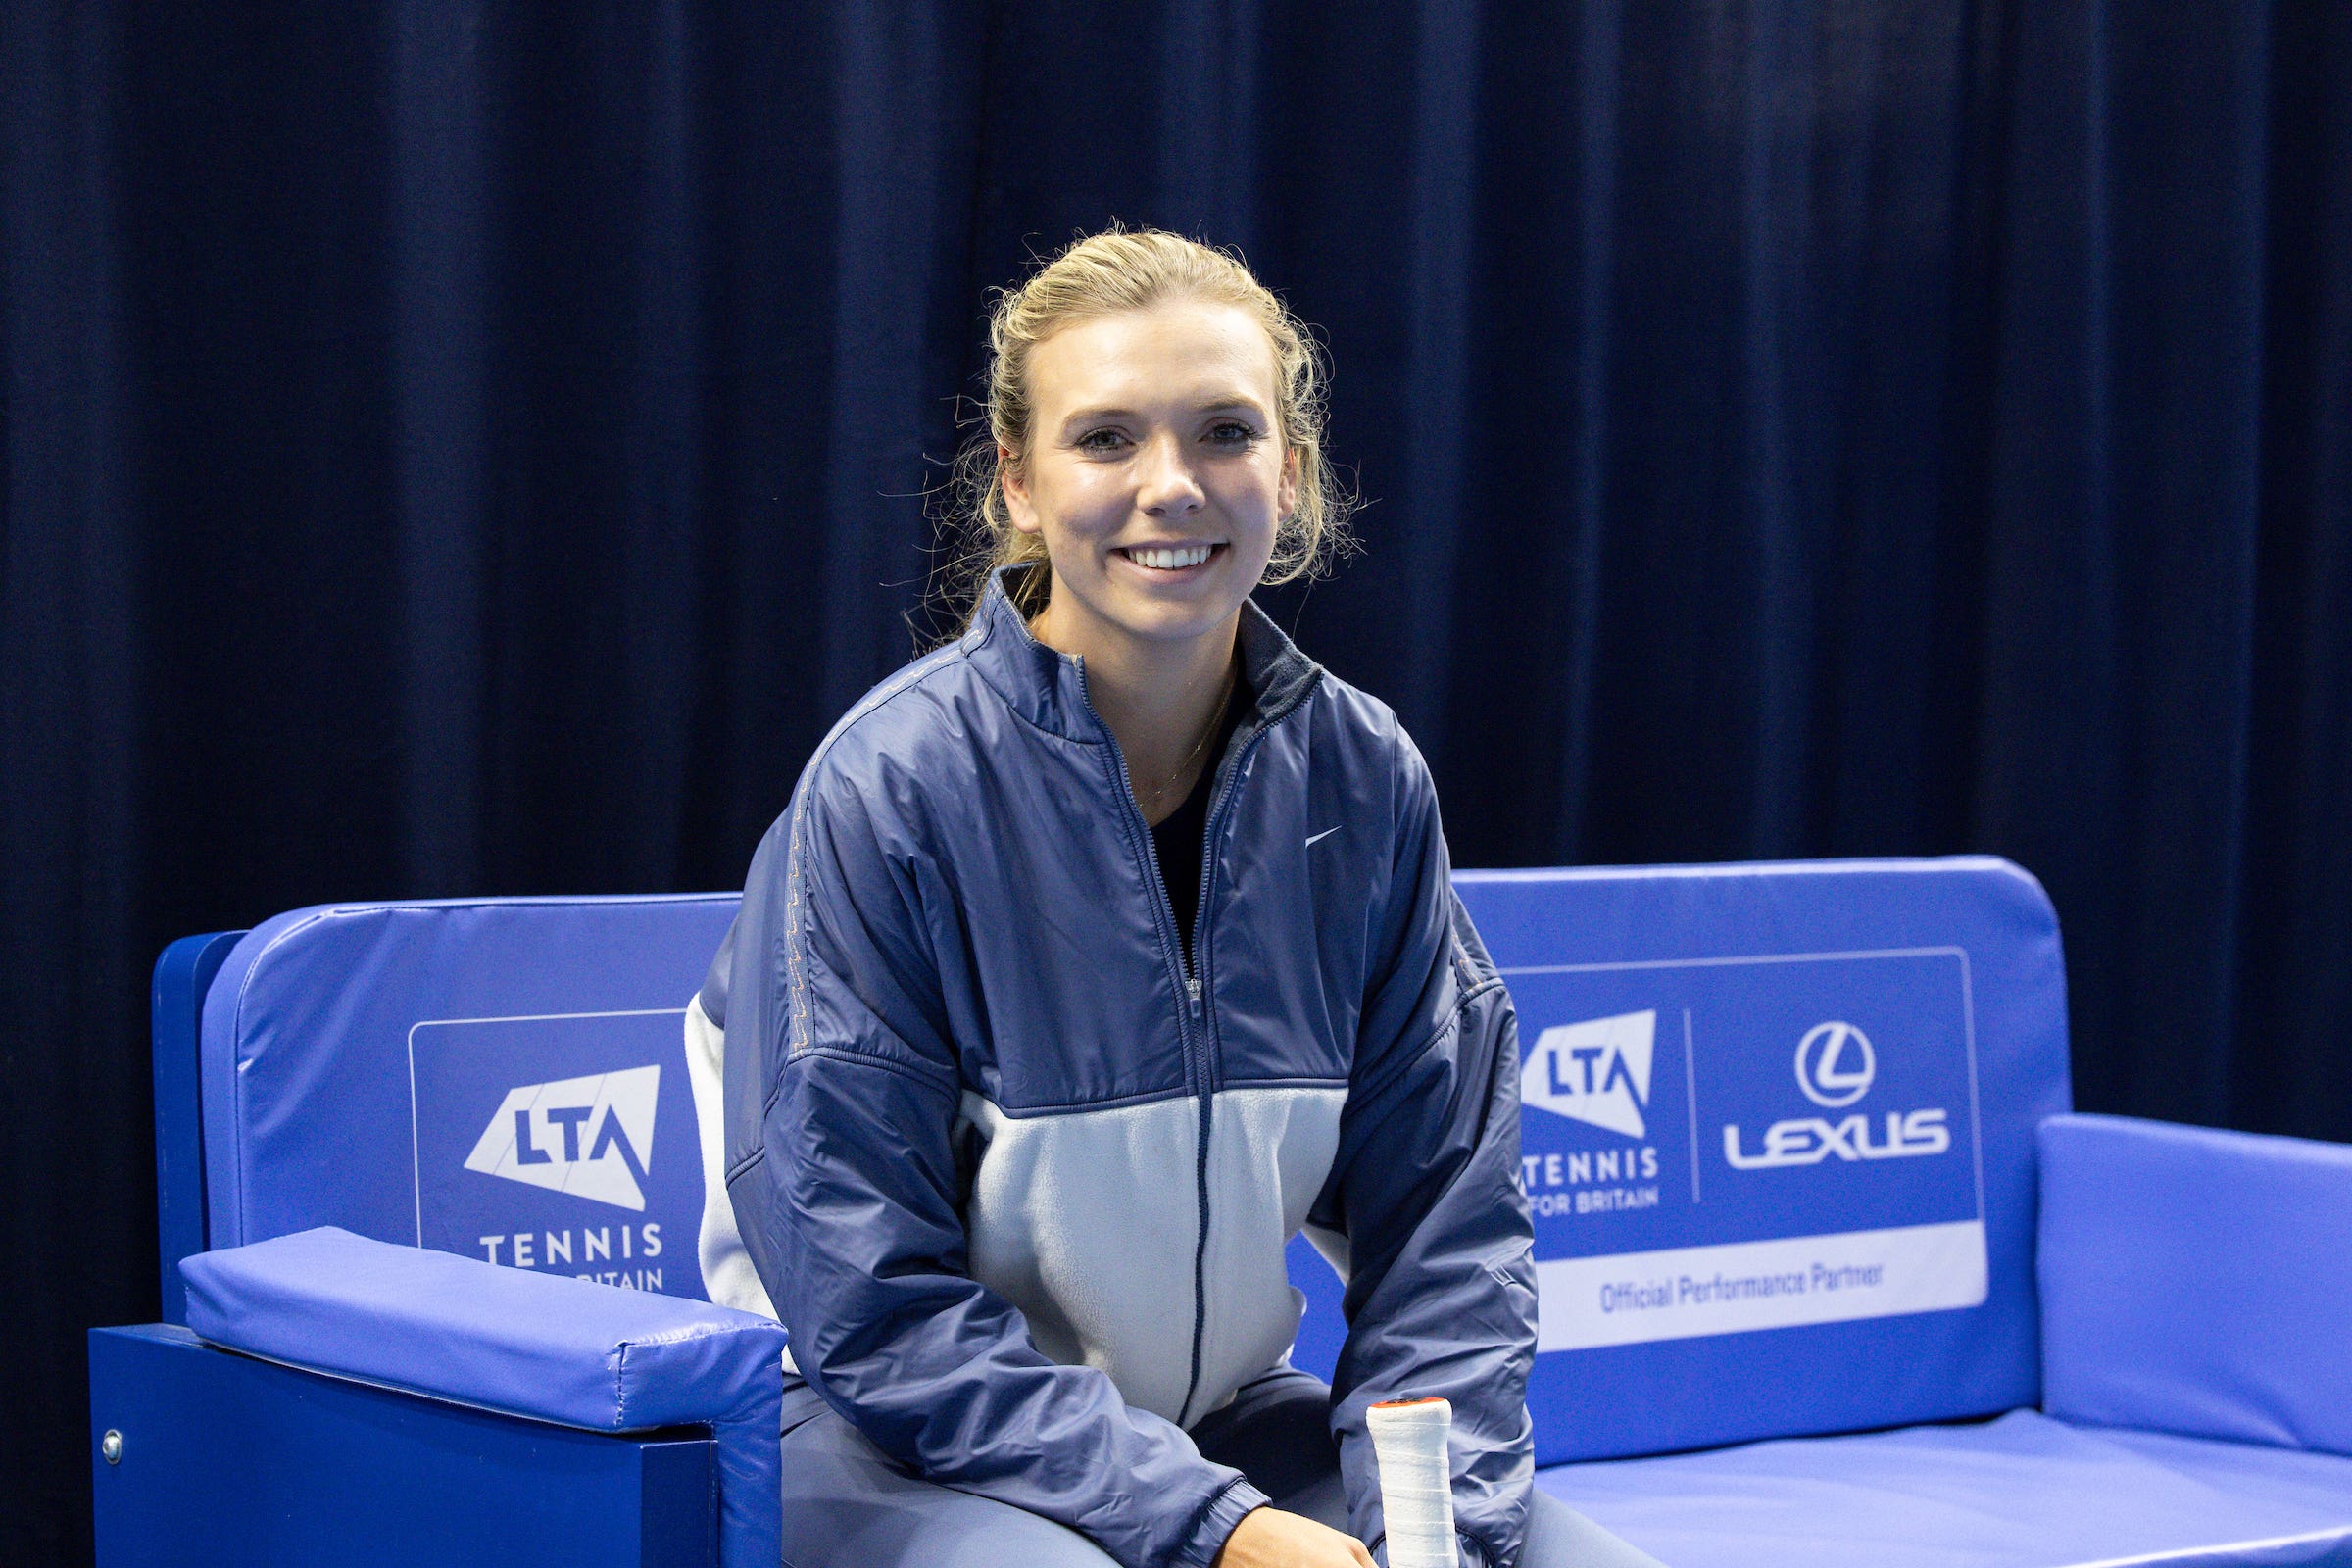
[943,227,1352,629]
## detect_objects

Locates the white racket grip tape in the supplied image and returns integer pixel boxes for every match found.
[1367,1397,1455,1568]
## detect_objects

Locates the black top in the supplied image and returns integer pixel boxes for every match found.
[1149,693,1249,973]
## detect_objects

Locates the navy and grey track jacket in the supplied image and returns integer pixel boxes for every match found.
[706,569,1539,1568]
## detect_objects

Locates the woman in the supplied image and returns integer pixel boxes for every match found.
[690,230,1663,1568]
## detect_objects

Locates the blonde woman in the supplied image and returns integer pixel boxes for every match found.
[695,230,1662,1568]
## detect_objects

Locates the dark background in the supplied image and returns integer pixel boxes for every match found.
[5,0,2347,1557]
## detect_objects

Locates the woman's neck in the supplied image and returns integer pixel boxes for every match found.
[1031,590,1241,825]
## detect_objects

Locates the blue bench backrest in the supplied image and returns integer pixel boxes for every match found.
[189,896,738,1302]
[1461,856,2070,1462]
[164,857,2068,1465]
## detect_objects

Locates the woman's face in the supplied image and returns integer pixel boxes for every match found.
[1004,299,1298,653]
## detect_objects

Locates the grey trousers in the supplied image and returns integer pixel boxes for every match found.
[774,1367,1667,1568]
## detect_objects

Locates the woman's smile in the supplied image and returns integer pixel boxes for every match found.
[1111,540,1227,577]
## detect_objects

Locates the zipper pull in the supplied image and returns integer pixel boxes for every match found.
[1186,976,1203,1017]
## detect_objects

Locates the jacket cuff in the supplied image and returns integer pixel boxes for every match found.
[1183,1477,1272,1568]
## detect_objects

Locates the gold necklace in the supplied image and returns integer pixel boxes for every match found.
[1142,664,1238,817]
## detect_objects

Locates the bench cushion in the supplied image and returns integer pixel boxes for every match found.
[1451,857,2070,1464]
[199,896,737,1300]
[2040,1114,2352,1457]
[1537,1409,2352,1568]
[181,1226,789,1568]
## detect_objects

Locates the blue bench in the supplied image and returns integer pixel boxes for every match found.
[91,860,2352,1565]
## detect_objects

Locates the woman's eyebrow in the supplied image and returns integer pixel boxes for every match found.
[1056,396,1270,433]
[1058,405,1137,430]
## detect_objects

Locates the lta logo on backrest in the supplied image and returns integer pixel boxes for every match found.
[1523,1009,1654,1138]
[1519,1009,1663,1214]
[465,1066,660,1210]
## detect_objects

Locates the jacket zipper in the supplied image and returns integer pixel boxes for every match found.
[1071,652,1311,1426]
[1071,659,1253,1425]
[1172,723,1271,1423]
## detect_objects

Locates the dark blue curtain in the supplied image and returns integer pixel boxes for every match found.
[5,1,2347,1555]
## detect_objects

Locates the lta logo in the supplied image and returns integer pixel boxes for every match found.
[1523,1009,1654,1139]
[465,1066,660,1210]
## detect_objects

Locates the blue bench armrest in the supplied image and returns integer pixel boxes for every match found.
[182,1227,788,1568]
[2037,1113,2352,1456]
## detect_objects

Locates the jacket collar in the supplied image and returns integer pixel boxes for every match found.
[964,563,1321,742]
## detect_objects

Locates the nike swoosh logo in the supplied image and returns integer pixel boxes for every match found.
[1304,827,1341,848]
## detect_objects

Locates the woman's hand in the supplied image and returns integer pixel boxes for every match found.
[1213,1506,1378,1568]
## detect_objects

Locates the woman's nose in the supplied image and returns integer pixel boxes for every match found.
[1133,431,1205,516]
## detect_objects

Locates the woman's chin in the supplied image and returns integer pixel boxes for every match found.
[1103,586,1249,648]
[1045,565,1245,650]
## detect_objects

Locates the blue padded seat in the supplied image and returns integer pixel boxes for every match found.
[1450,862,2352,1568]
[115,859,2352,1568]
[1538,1412,2352,1568]
[1528,1105,2352,1568]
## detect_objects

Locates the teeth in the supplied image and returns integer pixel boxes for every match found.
[1128,545,1214,570]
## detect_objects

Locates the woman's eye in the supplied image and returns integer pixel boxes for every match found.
[1077,428,1129,453]
[1207,421,1257,447]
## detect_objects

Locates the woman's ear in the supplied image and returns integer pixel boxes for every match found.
[1001,445,1041,535]
[1278,444,1300,521]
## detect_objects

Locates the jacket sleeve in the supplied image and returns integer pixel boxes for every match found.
[721,767,1268,1568]
[1311,736,1539,1568]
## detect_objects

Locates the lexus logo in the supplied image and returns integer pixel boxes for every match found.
[1794,1021,1876,1107]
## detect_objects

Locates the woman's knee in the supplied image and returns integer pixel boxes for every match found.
[775,1399,1120,1568]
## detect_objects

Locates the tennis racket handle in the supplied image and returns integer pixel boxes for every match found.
[1367,1397,1455,1568]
